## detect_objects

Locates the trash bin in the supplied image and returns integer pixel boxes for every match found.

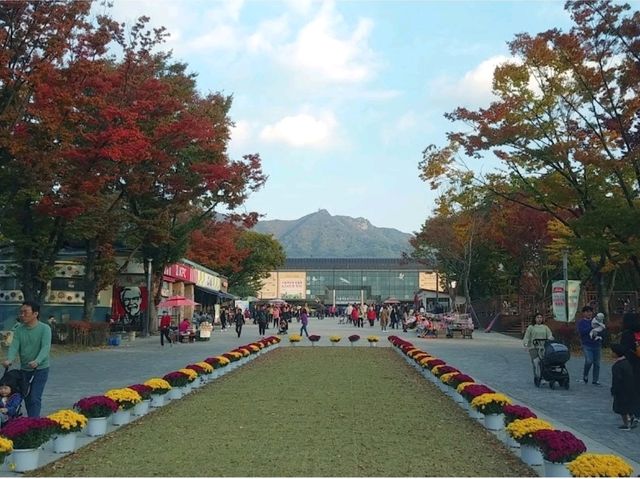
[109,336,121,346]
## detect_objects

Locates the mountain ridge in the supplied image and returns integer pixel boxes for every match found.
[253,209,412,258]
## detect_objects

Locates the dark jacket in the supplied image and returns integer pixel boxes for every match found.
[234,312,244,326]
[611,358,635,415]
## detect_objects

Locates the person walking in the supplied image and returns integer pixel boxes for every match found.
[522,313,553,386]
[300,308,309,338]
[257,305,268,337]
[577,305,602,385]
[380,305,389,332]
[611,343,637,430]
[390,306,398,329]
[367,305,377,327]
[159,310,173,346]
[234,307,245,338]
[272,305,280,329]
[619,312,640,425]
[3,301,51,417]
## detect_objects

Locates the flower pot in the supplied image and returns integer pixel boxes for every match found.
[520,444,544,466]
[168,387,182,400]
[369,342,377,347]
[452,391,465,404]
[467,405,484,421]
[150,394,165,408]
[86,416,108,437]
[543,460,571,477]
[112,409,131,426]
[291,342,297,347]
[181,384,191,395]
[10,448,40,472]
[484,413,505,431]
[52,432,77,453]
[133,399,150,416]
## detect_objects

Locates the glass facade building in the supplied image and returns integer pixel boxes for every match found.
[258,258,439,305]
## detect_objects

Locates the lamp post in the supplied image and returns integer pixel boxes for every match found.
[562,250,569,322]
[145,258,153,337]
[450,280,457,312]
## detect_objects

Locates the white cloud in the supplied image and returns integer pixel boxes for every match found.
[431,55,512,107]
[247,15,290,53]
[260,112,337,148]
[186,25,239,51]
[230,120,252,147]
[278,1,378,83]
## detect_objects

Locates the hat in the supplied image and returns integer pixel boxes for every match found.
[595,313,605,321]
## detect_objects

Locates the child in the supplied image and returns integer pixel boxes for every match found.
[611,343,636,430]
[590,312,606,341]
[0,379,23,425]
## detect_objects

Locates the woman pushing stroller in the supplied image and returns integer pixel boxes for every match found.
[523,313,554,385]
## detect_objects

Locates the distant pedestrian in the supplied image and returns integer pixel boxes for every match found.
[159,310,172,346]
[300,308,309,338]
[257,305,268,336]
[522,313,553,385]
[234,307,245,338]
[611,343,637,430]
[3,301,51,417]
[390,306,398,330]
[619,312,640,423]
[272,306,280,329]
[577,305,602,385]
[380,305,389,332]
[367,305,377,327]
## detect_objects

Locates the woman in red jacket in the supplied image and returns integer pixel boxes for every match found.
[367,306,377,327]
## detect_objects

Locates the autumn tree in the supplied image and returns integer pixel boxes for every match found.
[420,0,640,315]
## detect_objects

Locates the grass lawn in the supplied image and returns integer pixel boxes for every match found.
[34,347,534,477]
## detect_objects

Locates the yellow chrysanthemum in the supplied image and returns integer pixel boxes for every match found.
[506,418,554,441]
[289,334,302,343]
[47,409,88,432]
[216,356,230,365]
[470,393,512,414]
[440,372,460,384]
[248,344,260,352]
[456,381,477,393]
[105,388,142,409]
[0,436,13,453]
[179,368,198,381]
[144,378,172,392]
[367,336,379,342]
[329,335,341,342]
[419,356,434,366]
[567,453,633,477]
[196,361,214,373]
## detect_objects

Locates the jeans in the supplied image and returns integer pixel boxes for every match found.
[258,323,266,335]
[160,328,172,346]
[24,368,49,417]
[582,344,601,383]
[300,324,308,337]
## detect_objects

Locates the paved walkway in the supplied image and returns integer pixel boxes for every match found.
[1,317,638,475]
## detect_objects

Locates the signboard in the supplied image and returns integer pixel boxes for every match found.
[111,286,148,329]
[278,272,306,299]
[418,272,445,292]
[552,280,581,322]
[258,273,278,299]
[163,263,197,283]
[195,270,221,292]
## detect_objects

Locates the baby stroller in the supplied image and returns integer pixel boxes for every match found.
[277,318,289,335]
[0,368,33,424]
[533,339,571,389]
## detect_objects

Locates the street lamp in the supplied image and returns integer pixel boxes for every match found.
[144,258,153,337]
[450,280,457,312]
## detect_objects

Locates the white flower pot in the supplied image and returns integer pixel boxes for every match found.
[112,409,131,426]
[544,460,571,477]
[10,448,40,472]
[133,400,150,416]
[468,405,484,421]
[86,416,108,437]
[452,391,465,404]
[168,387,182,400]
[150,394,165,408]
[484,413,505,431]
[520,444,544,466]
[52,432,77,453]
[183,384,192,394]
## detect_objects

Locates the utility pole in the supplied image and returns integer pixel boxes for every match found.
[145,258,153,337]
[562,250,569,322]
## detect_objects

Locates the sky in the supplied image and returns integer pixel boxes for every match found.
[103,0,575,234]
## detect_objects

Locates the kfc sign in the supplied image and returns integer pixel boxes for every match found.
[164,263,197,283]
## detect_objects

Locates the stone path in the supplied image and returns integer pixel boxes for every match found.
[1,317,638,476]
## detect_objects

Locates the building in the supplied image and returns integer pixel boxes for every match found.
[0,250,233,329]
[257,258,446,306]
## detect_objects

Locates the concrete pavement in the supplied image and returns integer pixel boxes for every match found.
[1,317,638,476]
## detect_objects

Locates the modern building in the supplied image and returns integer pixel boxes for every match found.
[257,258,446,306]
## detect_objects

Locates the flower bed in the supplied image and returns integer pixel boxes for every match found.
[1,417,57,449]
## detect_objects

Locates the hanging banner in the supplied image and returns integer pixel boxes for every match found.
[552,280,581,322]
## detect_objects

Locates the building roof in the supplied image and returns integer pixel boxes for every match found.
[281,257,435,271]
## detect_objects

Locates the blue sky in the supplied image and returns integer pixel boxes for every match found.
[106,0,573,234]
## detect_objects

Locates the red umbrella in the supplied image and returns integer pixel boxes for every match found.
[157,296,200,308]
[384,297,401,304]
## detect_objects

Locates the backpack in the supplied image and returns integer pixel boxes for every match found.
[634,331,640,358]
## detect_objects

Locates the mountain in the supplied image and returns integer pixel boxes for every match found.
[253,209,413,258]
